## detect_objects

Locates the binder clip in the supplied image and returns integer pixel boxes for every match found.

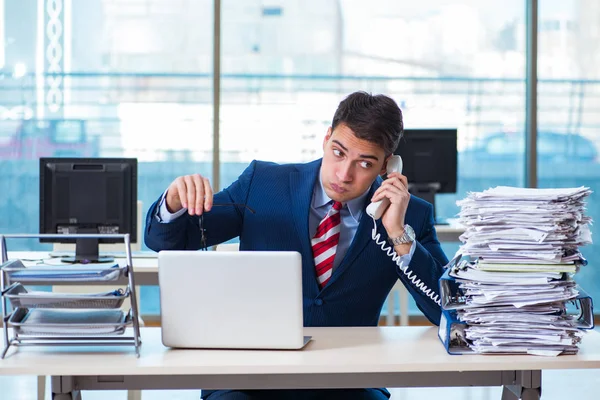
[443,253,463,271]
[439,268,467,310]
[567,286,595,330]
[438,309,473,355]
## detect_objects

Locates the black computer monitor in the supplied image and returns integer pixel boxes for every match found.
[39,157,137,263]
[393,129,457,222]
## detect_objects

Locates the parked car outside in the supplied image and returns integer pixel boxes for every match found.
[460,130,598,164]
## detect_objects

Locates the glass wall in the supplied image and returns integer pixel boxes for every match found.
[538,0,600,299]
[221,1,526,315]
[220,1,528,222]
[1,0,598,317]
[0,0,214,248]
[0,0,214,314]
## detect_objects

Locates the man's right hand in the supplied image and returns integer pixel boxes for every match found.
[165,174,213,216]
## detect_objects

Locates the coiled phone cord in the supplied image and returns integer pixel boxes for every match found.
[371,218,441,306]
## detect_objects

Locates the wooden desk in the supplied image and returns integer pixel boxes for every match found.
[0,327,599,400]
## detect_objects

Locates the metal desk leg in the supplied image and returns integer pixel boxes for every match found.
[501,371,541,400]
[51,376,82,400]
[521,388,542,400]
[53,394,81,400]
[501,385,520,400]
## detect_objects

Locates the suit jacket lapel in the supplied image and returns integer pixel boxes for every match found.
[289,160,321,267]
[326,178,382,288]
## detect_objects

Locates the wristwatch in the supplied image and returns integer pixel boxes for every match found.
[387,224,415,246]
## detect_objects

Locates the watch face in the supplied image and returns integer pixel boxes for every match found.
[404,224,416,241]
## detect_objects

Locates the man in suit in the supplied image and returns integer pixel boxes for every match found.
[145,91,449,400]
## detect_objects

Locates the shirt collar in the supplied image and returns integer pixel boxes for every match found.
[313,168,370,223]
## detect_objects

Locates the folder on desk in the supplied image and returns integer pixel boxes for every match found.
[570,287,594,330]
[438,309,473,355]
[438,267,467,310]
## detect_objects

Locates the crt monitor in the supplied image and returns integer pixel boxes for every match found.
[393,129,457,222]
[39,157,137,263]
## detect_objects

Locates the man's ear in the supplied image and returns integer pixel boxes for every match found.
[380,155,392,177]
[323,126,333,150]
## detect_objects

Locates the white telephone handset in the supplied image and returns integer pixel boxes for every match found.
[366,155,403,219]
[367,154,441,306]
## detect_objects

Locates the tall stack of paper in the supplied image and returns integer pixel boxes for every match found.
[451,186,593,356]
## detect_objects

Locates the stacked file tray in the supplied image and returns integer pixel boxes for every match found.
[0,234,142,358]
[438,186,594,356]
[4,282,129,310]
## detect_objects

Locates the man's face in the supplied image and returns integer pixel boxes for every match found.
[321,123,388,203]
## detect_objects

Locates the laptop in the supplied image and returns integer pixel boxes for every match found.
[158,250,311,350]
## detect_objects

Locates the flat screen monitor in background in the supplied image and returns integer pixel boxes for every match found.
[393,129,457,223]
[39,157,137,263]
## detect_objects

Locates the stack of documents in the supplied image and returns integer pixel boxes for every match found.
[450,186,593,356]
[457,186,592,265]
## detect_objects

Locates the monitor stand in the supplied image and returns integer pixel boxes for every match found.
[409,183,442,224]
[61,237,115,264]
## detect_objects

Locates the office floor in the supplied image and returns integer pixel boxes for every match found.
[1,369,598,400]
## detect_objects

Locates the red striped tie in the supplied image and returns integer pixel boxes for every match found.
[312,201,343,288]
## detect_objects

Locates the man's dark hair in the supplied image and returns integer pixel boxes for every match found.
[331,91,403,156]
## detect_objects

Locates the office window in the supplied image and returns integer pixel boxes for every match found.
[0,0,214,237]
[221,0,526,316]
[0,0,214,315]
[538,0,600,308]
[221,0,526,200]
[10,1,597,319]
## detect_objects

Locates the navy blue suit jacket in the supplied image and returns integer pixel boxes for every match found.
[145,159,448,326]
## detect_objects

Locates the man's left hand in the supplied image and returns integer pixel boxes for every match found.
[370,172,410,238]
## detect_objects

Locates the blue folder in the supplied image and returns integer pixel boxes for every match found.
[438,309,473,355]
[571,287,595,330]
[438,272,595,354]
